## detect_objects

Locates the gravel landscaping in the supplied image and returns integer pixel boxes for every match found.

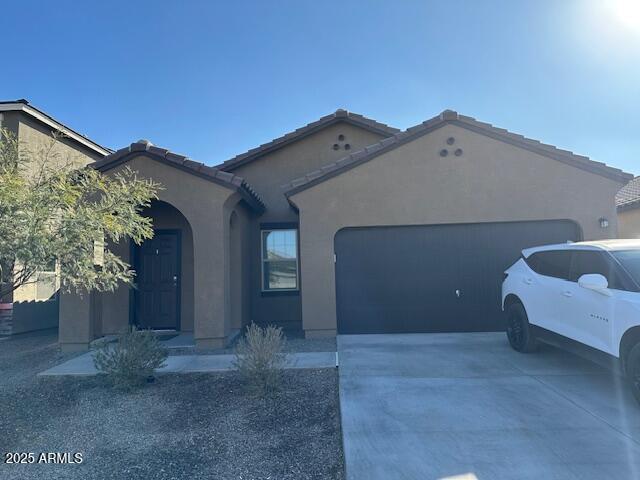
[1,330,344,480]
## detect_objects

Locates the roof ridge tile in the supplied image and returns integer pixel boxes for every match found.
[218,109,400,171]
[92,141,265,213]
[283,110,633,198]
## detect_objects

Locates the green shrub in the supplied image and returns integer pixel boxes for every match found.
[93,326,168,390]
[234,323,288,394]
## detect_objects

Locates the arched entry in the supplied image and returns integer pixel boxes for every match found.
[132,200,194,330]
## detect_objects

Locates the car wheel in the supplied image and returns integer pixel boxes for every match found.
[626,343,640,405]
[506,302,537,353]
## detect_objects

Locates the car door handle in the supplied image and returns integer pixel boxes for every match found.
[524,278,533,285]
[562,291,573,298]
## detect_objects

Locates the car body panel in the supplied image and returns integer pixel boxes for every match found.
[502,240,640,359]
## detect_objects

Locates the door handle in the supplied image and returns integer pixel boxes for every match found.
[524,278,533,285]
[562,291,573,298]
[455,289,461,298]
[173,275,178,285]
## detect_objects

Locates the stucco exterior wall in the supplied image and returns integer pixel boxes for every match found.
[0,111,20,138]
[229,206,251,333]
[8,112,105,333]
[59,154,250,350]
[227,121,386,329]
[17,113,103,176]
[99,201,196,335]
[290,123,625,336]
[618,207,640,239]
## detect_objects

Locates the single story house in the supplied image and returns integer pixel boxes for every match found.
[0,100,109,335]
[59,109,633,350]
[617,177,640,238]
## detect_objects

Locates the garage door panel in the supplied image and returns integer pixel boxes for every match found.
[335,221,579,334]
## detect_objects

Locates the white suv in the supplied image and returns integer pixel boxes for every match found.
[501,240,640,402]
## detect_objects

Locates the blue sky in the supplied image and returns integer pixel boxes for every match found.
[1,0,638,173]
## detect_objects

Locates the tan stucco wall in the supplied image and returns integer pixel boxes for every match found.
[59,154,250,349]
[99,201,196,335]
[228,121,387,328]
[17,112,103,177]
[290,123,625,336]
[618,207,640,238]
[229,122,385,221]
[10,112,104,307]
[229,207,251,333]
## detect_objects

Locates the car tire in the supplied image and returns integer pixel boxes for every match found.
[626,343,640,405]
[506,302,537,353]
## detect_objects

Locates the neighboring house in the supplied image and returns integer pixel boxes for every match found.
[0,100,109,335]
[59,108,632,350]
[617,177,640,238]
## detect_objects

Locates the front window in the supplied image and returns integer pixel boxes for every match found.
[612,250,640,287]
[261,229,298,291]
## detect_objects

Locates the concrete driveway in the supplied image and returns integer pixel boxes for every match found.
[338,332,640,480]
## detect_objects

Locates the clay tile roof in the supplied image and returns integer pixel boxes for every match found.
[282,110,633,198]
[218,109,399,171]
[617,177,640,210]
[92,140,265,213]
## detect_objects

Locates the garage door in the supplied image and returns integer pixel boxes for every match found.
[335,220,580,334]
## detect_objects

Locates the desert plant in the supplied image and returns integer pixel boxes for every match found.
[0,127,158,301]
[93,326,168,390]
[234,323,288,394]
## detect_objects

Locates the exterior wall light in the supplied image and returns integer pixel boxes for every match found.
[599,217,609,229]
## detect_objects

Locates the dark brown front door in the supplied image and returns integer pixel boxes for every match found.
[134,231,181,330]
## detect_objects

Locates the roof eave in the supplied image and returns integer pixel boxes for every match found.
[93,147,265,214]
[284,112,634,198]
[0,101,111,156]
[617,199,640,212]
[219,110,399,172]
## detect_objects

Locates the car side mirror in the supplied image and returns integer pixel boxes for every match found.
[578,273,611,296]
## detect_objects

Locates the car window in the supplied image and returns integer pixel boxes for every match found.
[611,250,640,290]
[526,250,572,280]
[569,250,626,290]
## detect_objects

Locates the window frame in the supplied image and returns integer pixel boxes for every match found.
[260,225,300,293]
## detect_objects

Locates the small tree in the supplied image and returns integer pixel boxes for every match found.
[0,127,159,299]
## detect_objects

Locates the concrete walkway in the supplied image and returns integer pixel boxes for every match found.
[338,332,640,480]
[39,350,337,376]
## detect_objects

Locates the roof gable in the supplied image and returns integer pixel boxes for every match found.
[218,109,399,172]
[93,140,265,213]
[283,110,633,197]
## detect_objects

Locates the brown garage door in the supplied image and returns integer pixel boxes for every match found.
[335,220,580,334]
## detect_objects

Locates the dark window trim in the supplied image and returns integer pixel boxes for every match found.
[260,222,299,230]
[260,289,300,297]
[260,225,300,293]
